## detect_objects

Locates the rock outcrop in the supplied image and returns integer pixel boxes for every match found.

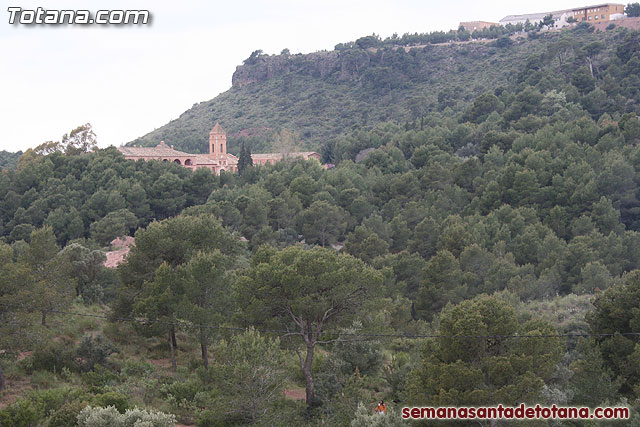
[231,50,373,88]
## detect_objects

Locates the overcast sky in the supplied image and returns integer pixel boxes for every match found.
[1,0,589,152]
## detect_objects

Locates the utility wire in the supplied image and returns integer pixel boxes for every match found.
[0,302,627,341]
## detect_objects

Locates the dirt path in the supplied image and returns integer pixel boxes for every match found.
[284,388,306,401]
[104,236,135,268]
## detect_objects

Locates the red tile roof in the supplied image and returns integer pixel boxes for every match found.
[117,143,237,166]
[117,141,192,157]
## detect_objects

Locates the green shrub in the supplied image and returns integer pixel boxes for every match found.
[90,392,130,413]
[26,335,117,375]
[30,370,59,389]
[194,366,216,385]
[28,387,85,417]
[187,355,202,372]
[121,359,155,378]
[102,322,137,347]
[17,353,34,374]
[82,365,119,393]
[161,379,201,403]
[0,399,40,427]
[77,406,120,427]
[95,267,119,303]
[0,387,85,426]
[29,342,76,373]
[350,402,405,426]
[75,335,118,372]
[333,320,384,376]
[196,409,247,427]
[196,410,226,427]
[47,401,87,427]
[76,405,176,427]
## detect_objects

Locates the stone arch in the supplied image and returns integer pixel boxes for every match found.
[185,159,192,166]
[174,159,181,164]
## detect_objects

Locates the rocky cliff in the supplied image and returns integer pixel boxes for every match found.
[128,34,567,154]
[231,50,373,88]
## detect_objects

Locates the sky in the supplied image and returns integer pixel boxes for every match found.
[1,0,591,152]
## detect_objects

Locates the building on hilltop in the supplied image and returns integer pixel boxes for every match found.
[499,3,625,28]
[458,21,499,31]
[499,12,551,27]
[567,3,625,22]
[118,123,238,175]
[499,10,576,28]
[117,123,321,174]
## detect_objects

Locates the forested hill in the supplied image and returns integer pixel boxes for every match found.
[6,21,640,427]
[0,150,21,169]
[129,24,640,155]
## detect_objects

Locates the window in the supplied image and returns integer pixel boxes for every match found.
[588,16,592,20]
[220,144,223,152]
[601,14,604,19]
[595,15,598,19]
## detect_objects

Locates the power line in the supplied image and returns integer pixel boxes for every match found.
[0,302,629,341]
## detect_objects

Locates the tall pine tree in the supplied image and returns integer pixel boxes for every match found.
[238,141,253,175]
[245,143,253,169]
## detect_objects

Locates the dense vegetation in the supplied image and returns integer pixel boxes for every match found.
[0,150,21,170]
[132,23,640,156]
[2,22,640,426]
[0,147,217,246]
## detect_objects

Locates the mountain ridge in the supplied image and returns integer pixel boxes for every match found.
[127,25,632,157]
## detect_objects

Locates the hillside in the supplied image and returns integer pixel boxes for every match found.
[0,150,21,170]
[129,38,523,153]
[129,24,638,157]
[4,22,640,427]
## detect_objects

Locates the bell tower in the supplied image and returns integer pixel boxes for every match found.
[209,123,226,164]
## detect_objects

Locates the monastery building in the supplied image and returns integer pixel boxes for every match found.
[118,123,321,175]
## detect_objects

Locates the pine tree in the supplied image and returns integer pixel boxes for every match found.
[237,142,246,174]
[20,227,74,326]
[0,243,31,390]
[322,140,336,164]
[245,143,253,169]
[236,246,382,406]
[177,251,232,369]
[238,141,247,174]
[238,141,253,175]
